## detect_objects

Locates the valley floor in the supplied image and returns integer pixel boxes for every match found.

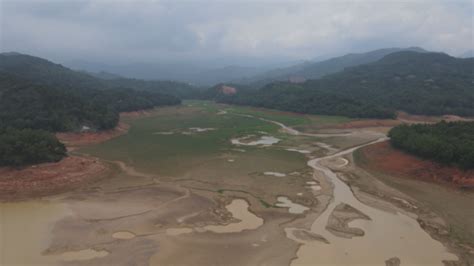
[0,101,472,266]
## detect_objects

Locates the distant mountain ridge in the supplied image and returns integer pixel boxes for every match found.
[238,47,428,86]
[215,51,474,118]
[0,52,196,98]
[459,50,474,58]
[0,52,184,133]
[65,60,269,86]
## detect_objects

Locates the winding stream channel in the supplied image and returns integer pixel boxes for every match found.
[261,116,458,265]
[0,110,461,265]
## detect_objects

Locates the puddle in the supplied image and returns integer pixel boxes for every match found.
[166,228,194,236]
[167,200,263,235]
[0,201,71,265]
[153,131,174,135]
[231,135,280,146]
[188,127,215,132]
[60,249,109,261]
[264,171,286,177]
[276,196,309,214]
[202,199,263,233]
[305,182,322,191]
[286,148,311,154]
[217,110,227,115]
[112,231,136,239]
[227,159,235,163]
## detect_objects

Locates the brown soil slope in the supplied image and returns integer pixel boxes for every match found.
[56,122,129,149]
[0,156,108,200]
[358,141,474,188]
[56,110,153,149]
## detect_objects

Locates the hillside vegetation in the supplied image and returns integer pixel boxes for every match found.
[215,52,474,118]
[389,121,474,169]
[0,53,196,97]
[0,53,185,166]
[0,128,66,167]
[239,47,426,86]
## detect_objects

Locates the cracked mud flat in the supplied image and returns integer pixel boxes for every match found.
[0,103,466,266]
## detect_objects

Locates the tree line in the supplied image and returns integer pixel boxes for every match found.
[0,72,181,167]
[207,52,474,119]
[389,121,474,169]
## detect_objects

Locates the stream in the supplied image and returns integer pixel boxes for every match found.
[258,116,458,265]
[0,111,461,266]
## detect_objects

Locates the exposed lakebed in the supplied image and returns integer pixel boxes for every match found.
[0,102,465,266]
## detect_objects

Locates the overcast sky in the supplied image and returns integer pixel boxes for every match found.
[1,0,473,66]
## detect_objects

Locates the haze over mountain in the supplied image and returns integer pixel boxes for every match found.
[65,47,428,86]
[237,47,428,86]
[459,50,474,58]
[65,60,270,86]
[2,0,471,85]
[215,51,474,118]
[0,53,195,97]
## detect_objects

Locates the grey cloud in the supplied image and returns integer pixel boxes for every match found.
[1,0,472,65]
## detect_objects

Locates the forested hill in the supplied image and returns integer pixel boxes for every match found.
[238,47,427,86]
[0,53,196,97]
[389,121,474,169]
[0,53,186,131]
[0,53,185,166]
[214,52,474,118]
[314,52,474,116]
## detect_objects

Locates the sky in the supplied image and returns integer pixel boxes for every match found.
[1,0,473,67]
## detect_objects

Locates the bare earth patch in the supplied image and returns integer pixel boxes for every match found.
[325,203,371,238]
[396,111,473,124]
[359,141,474,188]
[57,122,129,150]
[0,156,108,201]
[325,119,402,129]
[56,110,155,150]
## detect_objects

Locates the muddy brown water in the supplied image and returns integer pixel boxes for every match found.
[203,199,263,233]
[0,114,462,266]
[288,138,458,265]
[0,201,71,265]
[164,199,264,236]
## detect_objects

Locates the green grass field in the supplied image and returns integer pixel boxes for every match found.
[80,103,305,177]
[78,102,356,208]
